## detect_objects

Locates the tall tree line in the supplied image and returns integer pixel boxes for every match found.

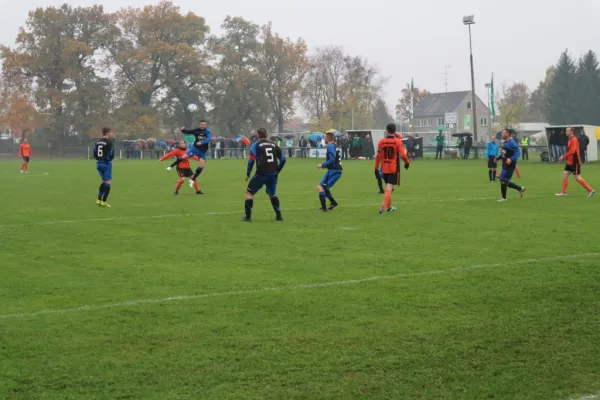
[0,1,387,148]
[496,49,600,128]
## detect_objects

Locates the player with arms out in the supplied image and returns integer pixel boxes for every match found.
[19,138,31,173]
[177,119,212,190]
[556,126,595,197]
[317,131,343,212]
[243,128,286,222]
[159,140,202,195]
[374,123,410,214]
[94,127,115,207]
[495,128,526,202]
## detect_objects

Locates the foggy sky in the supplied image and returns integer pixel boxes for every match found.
[1,0,598,117]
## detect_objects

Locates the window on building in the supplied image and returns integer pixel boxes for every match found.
[438,118,444,126]
[428,119,434,127]
[452,123,457,129]
[467,101,472,110]
[481,117,488,126]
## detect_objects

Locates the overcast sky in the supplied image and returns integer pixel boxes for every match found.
[1,0,599,115]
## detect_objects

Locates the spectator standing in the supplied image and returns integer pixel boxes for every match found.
[285,137,294,158]
[579,129,590,163]
[435,131,444,159]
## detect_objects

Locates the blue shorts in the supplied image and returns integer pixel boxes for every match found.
[186,147,206,160]
[96,162,112,181]
[319,169,342,189]
[247,174,277,196]
[499,169,514,182]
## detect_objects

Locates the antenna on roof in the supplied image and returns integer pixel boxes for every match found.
[443,65,450,94]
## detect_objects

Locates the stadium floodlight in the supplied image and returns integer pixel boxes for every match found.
[463,15,474,25]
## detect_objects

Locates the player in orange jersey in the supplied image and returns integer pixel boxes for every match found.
[556,127,595,197]
[19,138,31,173]
[159,140,203,195]
[374,123,410,214]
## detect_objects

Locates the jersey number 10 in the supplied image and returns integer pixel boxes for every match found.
[383,146,395,159]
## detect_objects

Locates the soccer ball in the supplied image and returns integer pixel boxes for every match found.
[188,103,198,112]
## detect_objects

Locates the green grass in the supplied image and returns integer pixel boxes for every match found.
[0,157,599,400]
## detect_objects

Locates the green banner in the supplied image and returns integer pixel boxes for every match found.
[464,115,472,130]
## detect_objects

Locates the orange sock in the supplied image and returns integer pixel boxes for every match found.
[562,179,568,194]
[577,178,592,192]
[381,189,392,210]
[175,180,183,191]
[515,167,521,178]
[193,181,200,191]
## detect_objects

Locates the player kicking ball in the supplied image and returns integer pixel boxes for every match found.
[317,132,342,212]
[556,126,595,197]
[243,128,286,222]
[495,129,526,202]
[374,123,410,214]
[177,120,212,192]
[159,140,202,195]
[93,127,115,208]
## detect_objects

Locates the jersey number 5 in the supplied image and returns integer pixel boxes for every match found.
[265,147,274,162]
[383,146,395,159]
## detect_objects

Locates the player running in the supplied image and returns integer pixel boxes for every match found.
[556,126,595,197]
[317,131,343,212]
[159,140,202,195]
[495,129,526,202]
[19,138,31,173]
[243,128,286,222]
[93,127,115,207]
[374,123,410,214]
[177,119,212,189]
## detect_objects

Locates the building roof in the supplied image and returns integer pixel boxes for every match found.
[516,122,549,133]
[414,91,471,117]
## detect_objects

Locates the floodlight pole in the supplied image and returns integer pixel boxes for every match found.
[464,18,478,143]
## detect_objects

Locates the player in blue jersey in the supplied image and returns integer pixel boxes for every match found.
[495,128,526,202]
[93,127,115,207]
[317,131,343,212]
[243,128,286,222]
[177,119,212,191]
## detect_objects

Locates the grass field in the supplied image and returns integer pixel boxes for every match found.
[0,157,599,400]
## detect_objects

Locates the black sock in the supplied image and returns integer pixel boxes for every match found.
[507,182,522,192]
[270,196,281,217]
[325,189,337,205]
[501,183,507,199]
[98,183,105,201]
[245,199,253,219]
[193,166,203,180]
[319,192,327,209]
[493,170,496,181]
[488,170,492,181]
[102,184,111,202]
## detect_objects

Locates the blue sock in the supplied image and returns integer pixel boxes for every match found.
[269,196,281,217]
[193,167,203,180]
[319,192,327,209]
[102,184,111,202]
[245,199,253,219]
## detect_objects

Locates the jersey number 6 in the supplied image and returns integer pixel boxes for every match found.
[97,145,104,157]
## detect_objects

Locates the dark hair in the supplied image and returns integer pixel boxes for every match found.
[199,120,207,124]
[386,123,396,134]
[102,127,112,136]
[325,132,334,141]
[257,128,267,138]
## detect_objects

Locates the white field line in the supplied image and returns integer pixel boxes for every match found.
[0,252,597,320]
[0,172,50,179]
[568,392,600,400]
[0,195,539,228]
